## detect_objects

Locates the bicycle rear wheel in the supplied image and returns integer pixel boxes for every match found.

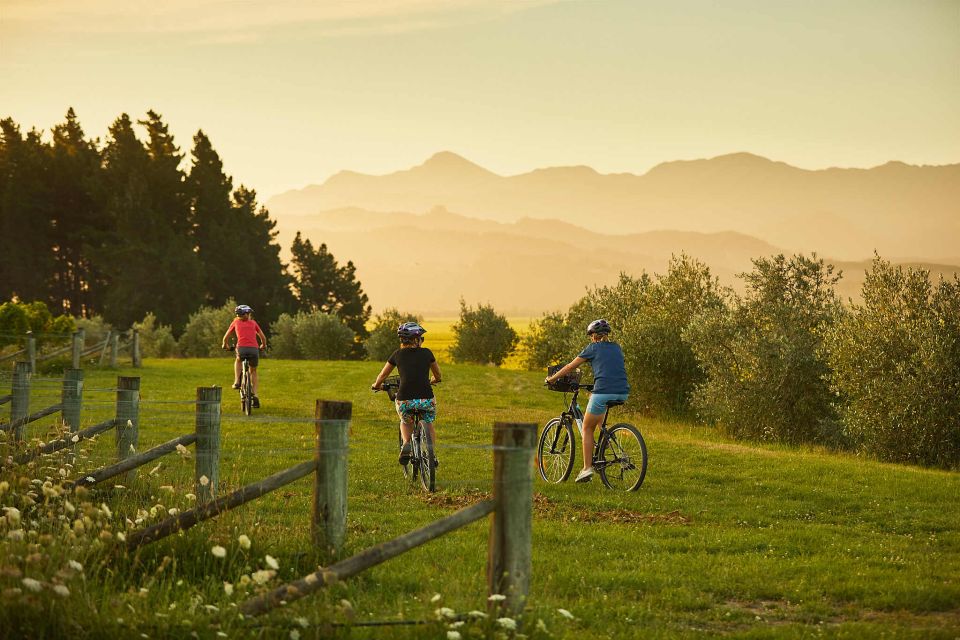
[597,423,647,491]
[537,417,575,483]
[241,364,252,416]
[416,426,435,492]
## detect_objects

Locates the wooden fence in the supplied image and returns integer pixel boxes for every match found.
[0,328,141,373]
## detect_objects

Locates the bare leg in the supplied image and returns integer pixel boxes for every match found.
[250,366,259,395]
[399,419,413,445]
[427,421,437,454]
[581,412,603,471]
[233,356,241,385]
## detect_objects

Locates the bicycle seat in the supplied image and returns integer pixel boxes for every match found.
[605,400,625,408]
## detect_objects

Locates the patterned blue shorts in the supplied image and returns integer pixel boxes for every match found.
[395,398,437,424]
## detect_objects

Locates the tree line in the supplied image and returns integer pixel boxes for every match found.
[522,254,960,469]
[0,109,370,344]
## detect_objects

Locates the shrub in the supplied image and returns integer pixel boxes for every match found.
[179,299,237,358]
[450,301,518,366]
[520,311,573,371]
[269,313,300,358]
[824,257,960,467]
[294,312,355,360]
[132,313,179,358]
[74,315,113,347]
[364,309,424,361]
[0,302,30,347]
[686,254,842,444]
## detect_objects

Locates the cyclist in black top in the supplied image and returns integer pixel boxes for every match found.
[372,322,442,464]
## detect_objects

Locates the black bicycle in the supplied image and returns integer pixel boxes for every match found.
[539,370,648,491]
[224,345,257,415]
[377,376,436,492]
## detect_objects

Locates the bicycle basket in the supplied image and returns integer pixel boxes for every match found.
[382,375,400,401]
[546,365,581,392]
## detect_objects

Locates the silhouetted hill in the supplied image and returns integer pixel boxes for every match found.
[267,152,960,261]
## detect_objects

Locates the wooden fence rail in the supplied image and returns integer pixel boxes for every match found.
[237,421,537,620]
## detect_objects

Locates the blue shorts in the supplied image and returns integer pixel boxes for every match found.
[395,398,437,424]
[585,392,628,416]
[236,346,259,368]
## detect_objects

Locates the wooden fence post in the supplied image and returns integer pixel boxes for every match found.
[10,362,31,443]
[487,421,536,620]
[132,329,142,368]
[116,376,140,482]
[110,334,119,368]
[71,329,84,369]
[26,332,36,374]
[313,400,351,558]
[61,369,83,433]
[195,386,221,504]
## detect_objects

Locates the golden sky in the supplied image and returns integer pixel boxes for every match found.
[1,0,958,199]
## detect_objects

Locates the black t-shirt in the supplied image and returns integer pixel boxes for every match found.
[388,347,436,400]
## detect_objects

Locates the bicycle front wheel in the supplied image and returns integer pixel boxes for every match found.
[537,417,575,483]
[416,426,435,492]
[597,423,647,491]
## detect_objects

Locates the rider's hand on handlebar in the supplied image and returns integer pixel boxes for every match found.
[371,382,382,392]
[430,378,441,385]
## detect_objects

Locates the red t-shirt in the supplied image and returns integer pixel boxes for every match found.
[228,318,262,348]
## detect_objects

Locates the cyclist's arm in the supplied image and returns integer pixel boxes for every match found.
[256,326,267,350]
[429,361,442,385]
[371,362,396,390]
[221,324,236,349]
[545,356,587,383]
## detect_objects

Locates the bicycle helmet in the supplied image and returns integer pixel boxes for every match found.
[397,322,427,339]
[586,318,612,335]
[235,305,253,316]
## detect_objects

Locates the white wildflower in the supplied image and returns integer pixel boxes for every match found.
[185,493,196,501]
[265,555,279,570]
[252,570,275,584]
[159,485,175,493]
[430,593,442,603]
[53,584,70,597]
[468,610,487,619]
[5,507,21,524]
[126,420,133,428]
[199,475,209,486]
[71,435,79,443]
[304,574,318,585]
[558,608,575,620]
[488,594,506,602]
[289,631,300,640]
[295,617,309,628]
[237,534,251,550]
[64,501,75,514]
[435,607,456,620]
[117,532,126,542]
[224,582,234,596]
[85,477,95,483]
[536,619,548,632]
[211,545,227,558]
[6,529,23,541]
[68,560,83,571]
[168,508,180,517]
[204,605,219,612]
[22,578,42,592]
[148,464,162,476]
[101,503,112,518]
[447,632,462,640]
[497,617,517,630]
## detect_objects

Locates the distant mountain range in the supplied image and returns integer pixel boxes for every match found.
[267,151,960,262]
[272,206,960,315]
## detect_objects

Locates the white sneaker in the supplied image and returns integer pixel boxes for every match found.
[575,467,594,483]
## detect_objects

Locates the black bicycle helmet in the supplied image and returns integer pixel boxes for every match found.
[397,322,426,339]
[586,318,612,335]
[235,304,252,316]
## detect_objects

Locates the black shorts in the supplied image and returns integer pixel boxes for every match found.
[236,346,259,368]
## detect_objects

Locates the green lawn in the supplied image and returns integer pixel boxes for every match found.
[2,358,959,639]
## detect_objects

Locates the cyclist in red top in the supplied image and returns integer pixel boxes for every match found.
[221,304,267,408]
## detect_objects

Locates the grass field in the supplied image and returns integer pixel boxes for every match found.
[416,317,535,369]
[2,358,959,639]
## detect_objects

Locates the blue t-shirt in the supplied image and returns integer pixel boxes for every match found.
[578,341,630,395]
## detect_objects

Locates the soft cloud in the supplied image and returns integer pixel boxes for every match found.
[3,0,564,38]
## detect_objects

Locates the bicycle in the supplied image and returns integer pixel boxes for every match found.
[376,376,436,492]
[223,345,258,416]
[539,369,648,491]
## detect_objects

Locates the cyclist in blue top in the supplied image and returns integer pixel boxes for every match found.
[545,319,629,483]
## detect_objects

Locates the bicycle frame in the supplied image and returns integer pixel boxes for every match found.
[554,384,612,460]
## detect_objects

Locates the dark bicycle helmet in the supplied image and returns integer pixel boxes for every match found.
[586,318,612,335]
[397,322,426,339]
[235,305,252,316]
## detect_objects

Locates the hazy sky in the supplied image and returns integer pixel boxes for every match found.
[2,0,958,199]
